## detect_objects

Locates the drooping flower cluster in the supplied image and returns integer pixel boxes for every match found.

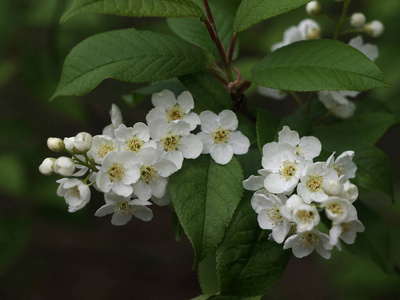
[244,126,364,259]
[39,89,250,225]
[258,1,383,119]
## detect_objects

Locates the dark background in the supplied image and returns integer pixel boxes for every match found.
[1,0,400,299]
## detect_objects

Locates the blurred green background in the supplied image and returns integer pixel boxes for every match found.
[0,0,399,298]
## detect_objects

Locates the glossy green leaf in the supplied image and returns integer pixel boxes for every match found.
[251,39,391,92]
[61,0,204,23]
[51,29,211,100]
[346,201,394,273]
[179,72,231,113]
[198,252,219,294]
[170,155,244,266]
[167,1,239,60]
[234,0,311,32]
[216,191,291,296]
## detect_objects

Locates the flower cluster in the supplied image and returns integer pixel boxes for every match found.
[244,126,364,259]
[258,1,383,119]
[39,90,250,225]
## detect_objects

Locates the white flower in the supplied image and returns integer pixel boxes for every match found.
[306,1,321,16]
[329,219,365,246]
[88,135,120,164]
[149,119,202,169]
[54,156,76,177]
[284,229,332,259]
[348,35,378,61]
[114,123,157,154]
[96,151,141,197]
[243,169,271,195]
[365,20,384,38]
[47,137,64,152]
[197,110,250,165]
[323,178,343,196]
[39,157,56,175]
[257,86,287,100]
[251,193,290,244]
[74,132,93,153]
[321,197,357,224]
[95,191,153,226]
[297,162,338,203]
[350,13,366,29]
[146,90,200,131]
[278,126,321,161]
[339,181,359,202]
[317,90,358,119]
[132,147,177,201]
[56,178,90,212]
[326,151,357,180]
[281,195,320,232]
[262,143,306,194]
[103,104,123,138]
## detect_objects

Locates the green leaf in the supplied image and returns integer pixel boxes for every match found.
[251,39,391,92]
[51,29,211,100]
[278,111,313,137]
[61,0,204,23]
[216,191,291,296]
[172,210,184,241]
[345,201,394,273]
[237,113,257,145]
[170,155,244,266]
[234,0,311,32]
[256,109,280,152]
[167,1,239,60]
[352,147,394,200]
[179,72,231,113]
[198,252,219,295]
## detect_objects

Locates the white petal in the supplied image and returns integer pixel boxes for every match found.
[243,175,264,191]
[180,134,203,159]
[199,111,219,133]
[278,126,300,147]
[154,160,177,177]
[229,131,250,155]
[111,213,133,226]
[197,132,213,154]
[149,177,168,198]
[132,180,152,201]
[113,181,133,197]
[177,91,194,113]
[161,150,184,169]
[133,205,153,221]
[218,110,238,131]
[151,89,177,109]
[182,112,201,130]
[95,204,116,217]
[210,144,233,165]
[299,136,321,160]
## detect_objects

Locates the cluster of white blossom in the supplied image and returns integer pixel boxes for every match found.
[258,1,383,119]
[243,126,364,259]
[39,90,250,225]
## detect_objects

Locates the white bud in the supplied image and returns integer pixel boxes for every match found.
[63,137,76,152]
[350,13,366,29]
[340,181,358,202]
[306,1,321,16]
[47,137,65,152]
[39,158,56,175]
[364,20,384,38]
[74,132,93,152]
[54,157,76,177]
[323,179,343,196]
[307,28,321,40]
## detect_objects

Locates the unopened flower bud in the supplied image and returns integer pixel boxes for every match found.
[75,132,93,152]
[350,13,366,29]
[306,1,321,16]
[54,157,76,177]
[364,20,384,38]
[323,179,343,196]
[64,137,76,152]
[39,158,56,175]
[340,182,358,202]
[47,137,65,152]
[307,28,321,40]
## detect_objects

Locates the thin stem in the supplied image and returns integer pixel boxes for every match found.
[83,170,95,184]
[333,0,351,40]
[228,33,238,63]
[289,91,305,111]
[321,13,335,24]
[208,68,228,86]
[67,149,98,172]
[340,28,364,37]
[305,92,316,114]
[314,111,332,125]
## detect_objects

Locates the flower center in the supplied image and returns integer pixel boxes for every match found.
[166,104,184,122]
[300,232,319,249]
[295,146,301,156]
[266,206,283,226]
[141,166,159,184]
[108,163,125,182]
[125,137,144,153]
[341,222,352,234]
[334,163,345,176]
[212,128,230,144]
[98,144,115,158]
[69,186,81,198]
[114,202,133,216]
[279,160,297,180]
[327,202,344,216]
[162,134,182,152]
[297,210,315,224]
[306,175,323,192]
